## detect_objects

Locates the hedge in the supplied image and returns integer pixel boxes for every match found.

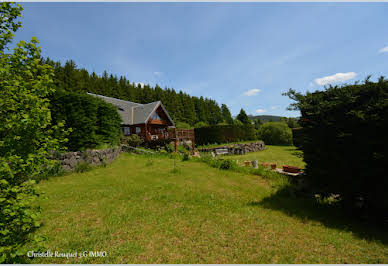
[49,91,122,151]
[284,77,388,219]
[194,124,256,145]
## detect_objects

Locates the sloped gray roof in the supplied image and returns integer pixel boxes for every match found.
[87,92,174,126]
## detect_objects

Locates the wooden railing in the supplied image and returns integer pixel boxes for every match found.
[174,129,195,140]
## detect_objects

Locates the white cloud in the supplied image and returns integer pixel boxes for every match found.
[255,108,266,114]
[153,71,163,76]
[379,46,388,53]
[270,106,278,110]
[314,72,357,86]
[243,88,261,96]
[135,82,145,88]
[309,82,314,88]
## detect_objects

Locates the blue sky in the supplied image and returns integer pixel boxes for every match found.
[15,2,388,117]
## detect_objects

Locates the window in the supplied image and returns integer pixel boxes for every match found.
[151,112,162,120]
[123,127,130,136]
[136,127,141,134]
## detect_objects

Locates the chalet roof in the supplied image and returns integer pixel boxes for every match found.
[87,92,175,126]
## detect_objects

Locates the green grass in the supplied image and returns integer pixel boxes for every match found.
[226,145,305,169]
[29,153,388,263]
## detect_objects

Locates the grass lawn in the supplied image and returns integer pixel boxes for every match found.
[227,145,305,169]
[30,153,388,263]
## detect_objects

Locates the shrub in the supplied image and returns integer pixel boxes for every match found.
[284,77,388,219]
[194,124,256,145]
[165,143,175,153]
[124,134,143,147]
[257,122,292,145]
[182,152,190,161]
[74,162,92,173]
[219,159,237,170]
[49,90,122,151]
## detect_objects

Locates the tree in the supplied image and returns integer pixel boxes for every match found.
[0,3,65,262]
[221,104,234,124]
[253,118,262,129]
[284,78,388,219]
[257,122,292,145]
[236,108,250,125]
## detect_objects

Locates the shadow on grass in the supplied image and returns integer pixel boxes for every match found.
[249,186,388,245]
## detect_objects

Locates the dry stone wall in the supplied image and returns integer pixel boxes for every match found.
[199,141,265,155]
[51,146,121,172]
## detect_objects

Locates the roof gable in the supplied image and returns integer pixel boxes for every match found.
[87,92,174,126]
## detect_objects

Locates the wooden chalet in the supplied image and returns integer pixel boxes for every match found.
[88,93,175,142]
[88,93,195,151]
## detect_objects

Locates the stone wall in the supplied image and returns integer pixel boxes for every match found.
[199,141,265,155]
[51,146,122,172]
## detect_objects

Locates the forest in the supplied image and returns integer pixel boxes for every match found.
[43,58,234,127]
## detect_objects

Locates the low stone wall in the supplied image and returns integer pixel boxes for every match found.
[51,146,122,172]
[199,141,265,155]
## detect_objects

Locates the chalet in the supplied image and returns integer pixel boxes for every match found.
[87,93,175,142]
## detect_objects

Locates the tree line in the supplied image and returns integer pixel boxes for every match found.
[43,58,234,127]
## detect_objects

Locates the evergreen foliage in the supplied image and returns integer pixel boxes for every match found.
[194,124,257,145]
[284,77,388,219]
[49,90,122,151]
[236,108,250,125]
[43,58,226,127]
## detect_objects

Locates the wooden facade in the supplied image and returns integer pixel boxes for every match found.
[122,105,173,141]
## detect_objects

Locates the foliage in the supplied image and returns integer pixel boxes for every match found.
[257,122,293,145]
[219,159,237,170]
[74,162,92,173]
[194,124,257,145]
[236,108,250,125]
[284,77,388,219]
[164,143,175,153]
[0,3,64,262]
[221,104,234,124]
[182,152,190,161]
[291,127,306,149]
[193,121,208,128]
[175,121,192,129]
[43,58,225,127]
[124,134,143,147]
[49,90,122,151]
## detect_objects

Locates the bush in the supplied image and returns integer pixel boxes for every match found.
[49,90,122,151]
[219,159,237,170]
[257,122,292,145]
[74,162,92,173]
[284,77,388,219]
[182,152,190,161]
[194,124,256,145]
[124,134,143,147]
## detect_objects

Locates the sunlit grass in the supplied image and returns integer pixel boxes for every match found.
[226,145,305,169]
[29,152,387,263]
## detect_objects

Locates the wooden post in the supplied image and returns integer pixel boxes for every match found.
[174,128,178,152]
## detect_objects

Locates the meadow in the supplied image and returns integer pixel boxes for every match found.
[29,150,388,263]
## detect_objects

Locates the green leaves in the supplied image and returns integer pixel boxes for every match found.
[1,2,65,263]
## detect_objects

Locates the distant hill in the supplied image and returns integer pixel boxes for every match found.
[248,115,284,122]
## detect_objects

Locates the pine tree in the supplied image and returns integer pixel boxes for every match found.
[236,108,250,125]
[221,104,234,124]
